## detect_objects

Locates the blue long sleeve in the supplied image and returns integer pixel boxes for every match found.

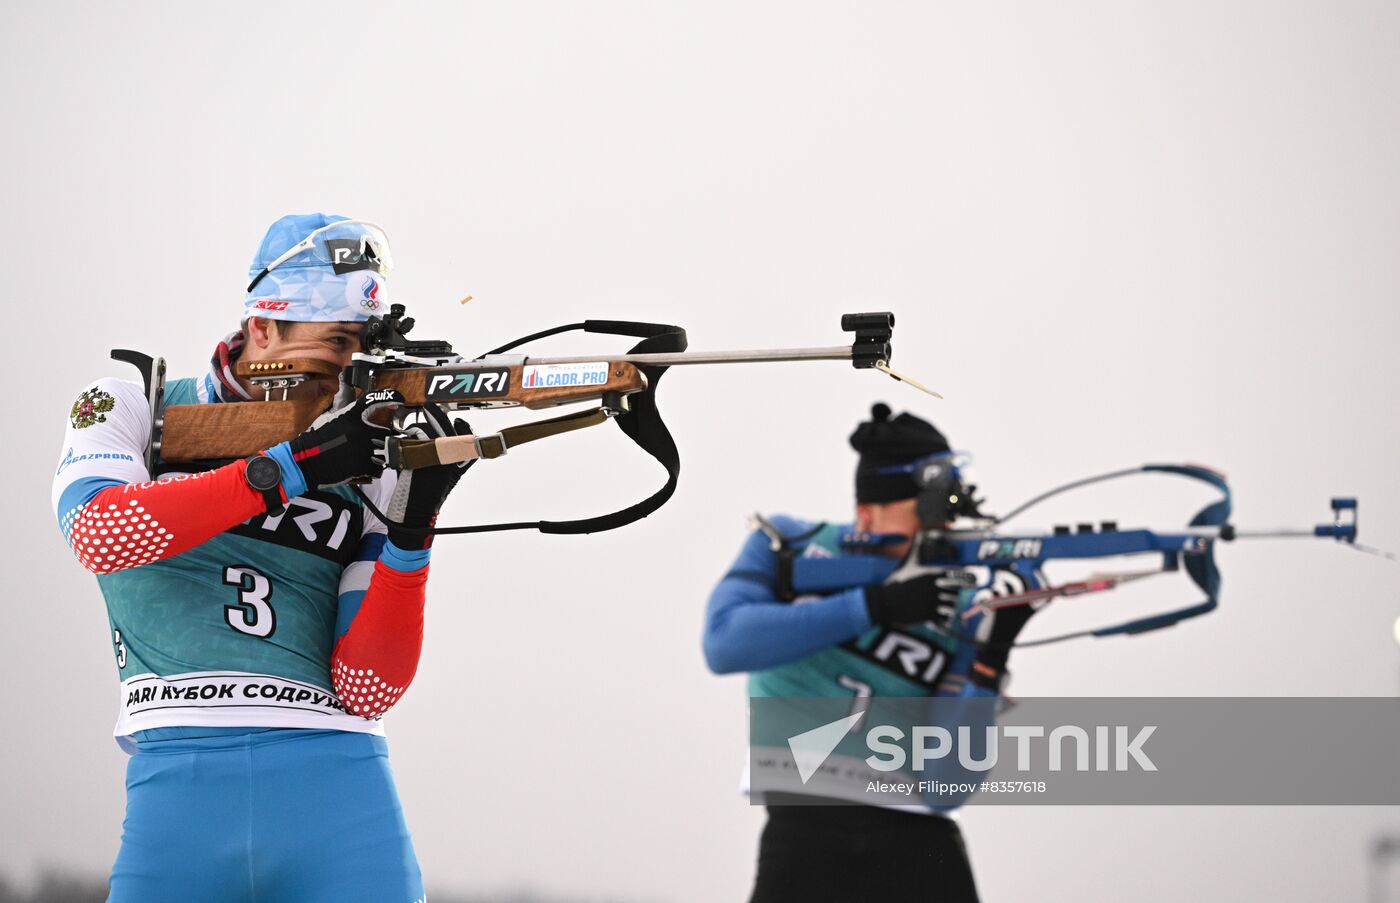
[703,524,874,674]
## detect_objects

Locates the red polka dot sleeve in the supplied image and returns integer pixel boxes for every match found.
[64,462,271,574]
[331,560,428,719]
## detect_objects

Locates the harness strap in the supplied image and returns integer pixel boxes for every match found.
[751,513,826,602]
[359,319,688,537]
[389,407,610,468]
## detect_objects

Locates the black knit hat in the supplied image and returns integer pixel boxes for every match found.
[849,403,951,503]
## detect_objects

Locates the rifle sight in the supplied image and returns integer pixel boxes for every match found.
[363,303,455,359]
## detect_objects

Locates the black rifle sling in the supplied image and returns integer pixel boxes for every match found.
[358,319,688,536]
[541,319,686,534]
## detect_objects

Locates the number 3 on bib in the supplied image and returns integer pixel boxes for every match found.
[222,566,277,638]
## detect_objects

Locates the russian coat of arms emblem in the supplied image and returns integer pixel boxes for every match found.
[71,388,116,429]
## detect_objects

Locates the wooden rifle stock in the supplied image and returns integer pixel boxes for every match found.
[160,399,329,462]
[372,360,645,408]
[157,358,647,464]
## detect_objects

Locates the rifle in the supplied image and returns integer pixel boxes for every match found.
[775,464,1384,648]
[112,306,935,536]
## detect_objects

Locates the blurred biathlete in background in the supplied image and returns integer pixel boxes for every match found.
[51,214,467,903]
[704,405,1039,903]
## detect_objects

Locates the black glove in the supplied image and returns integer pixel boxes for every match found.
[971,601,1039,688]
[864,570,973,627]
[384,404,473,550]
[288,389,404,489]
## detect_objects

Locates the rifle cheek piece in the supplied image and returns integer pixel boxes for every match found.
[341,356,375,393]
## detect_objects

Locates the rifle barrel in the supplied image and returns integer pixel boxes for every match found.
[1183,526,1338,540]
[516,345,855,367]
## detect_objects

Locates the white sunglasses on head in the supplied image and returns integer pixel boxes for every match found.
[246,219,393,293]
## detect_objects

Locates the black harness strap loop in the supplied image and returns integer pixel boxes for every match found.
[357,319,688,537]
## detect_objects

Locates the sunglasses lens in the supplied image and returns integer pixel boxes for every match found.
[315,222,393,275]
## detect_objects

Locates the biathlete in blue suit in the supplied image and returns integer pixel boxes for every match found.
[53,214,468,903]
[704,404,1041,903]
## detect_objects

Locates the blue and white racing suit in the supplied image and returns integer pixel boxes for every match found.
[53,345,436,903]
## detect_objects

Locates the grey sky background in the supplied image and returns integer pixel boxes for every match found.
[3,2,1399,900]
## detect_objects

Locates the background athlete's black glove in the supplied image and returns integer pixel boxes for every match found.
[970,600,1040,690]
[384,404,473,550]
[864,570,973,627]
[289,389,403,489]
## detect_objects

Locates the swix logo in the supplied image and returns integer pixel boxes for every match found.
[977,538,1043,560]
[254,300,289,311]
[364,389,400,404]
[425,370,510,400]
[360,275,380,310]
